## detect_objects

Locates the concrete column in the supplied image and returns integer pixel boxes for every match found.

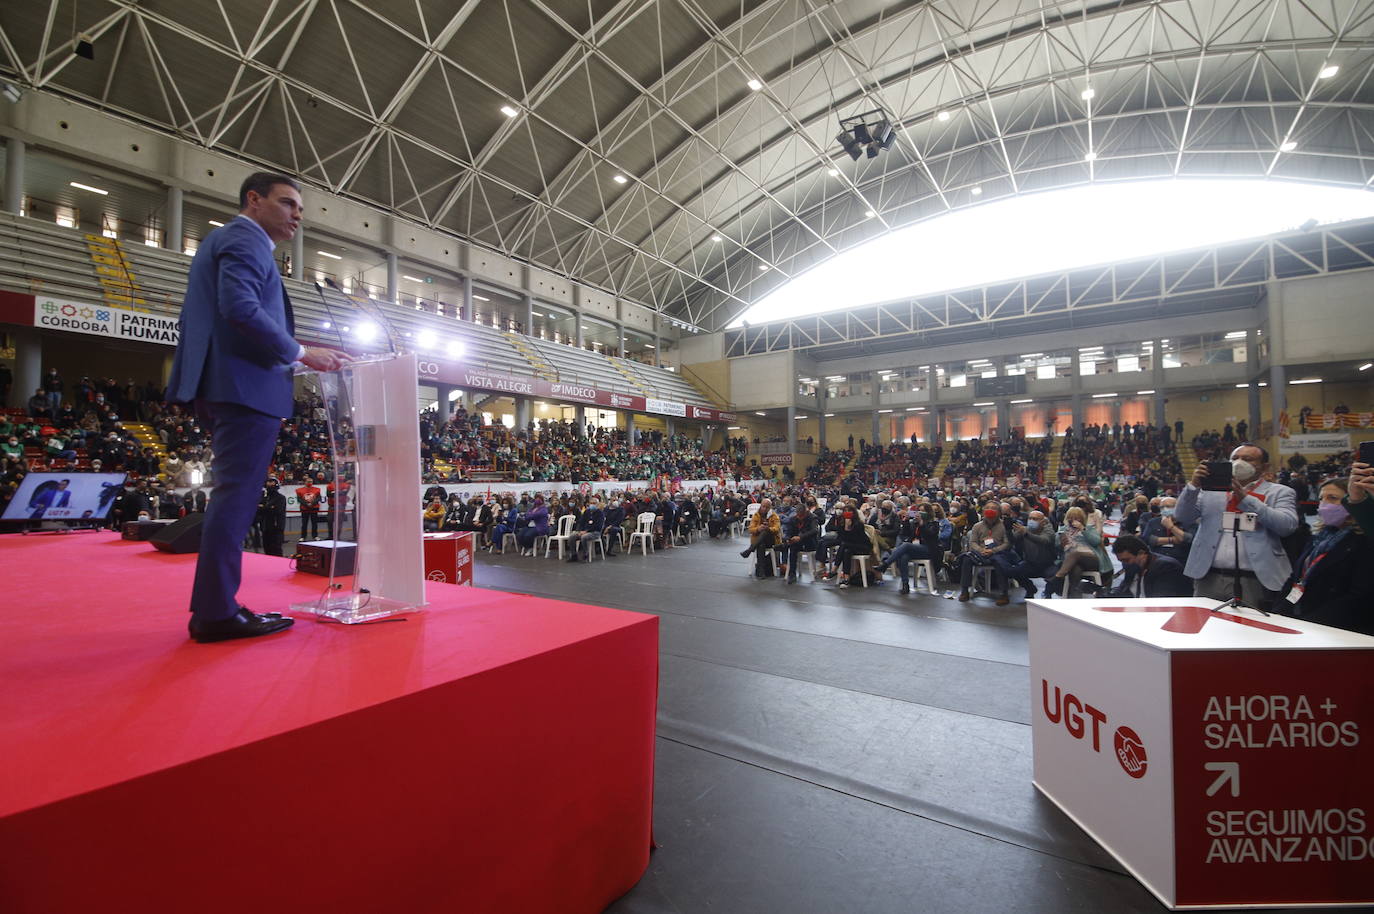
[11,326,40,409]
[625,412,636,445]
[385,252,398,303]
[291,225,304,280]
[1153,338,1166,427]
[702,425,714,451]
[461,278,474,323]
[515,396,530,430]
[3,137,23,215]
[787,405,797,454]
[617,324,625,358]
[936,408,947,444]
[1269,363,1287,439]
[574,312,583,349]
[1245,329,1262,433]
[1070,353,1084,433]
[995,400,1011,440]
[575,404,586,436]
[165,186,183,253]
[435,384,454,418]
[666,418,676,439]
[817,409,827,450]
[870,410,880,448]
[523,294,534,335]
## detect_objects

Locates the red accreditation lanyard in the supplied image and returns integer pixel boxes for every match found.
[1225,482,1265,512]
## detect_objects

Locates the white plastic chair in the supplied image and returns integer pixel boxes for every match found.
[544,513,576,559]
[912,559,938,593]
[628,512,656,555]
[497,532,517,554]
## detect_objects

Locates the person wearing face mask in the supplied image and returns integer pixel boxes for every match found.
[257,477,288,556]
[956,506,1021,605]
[1110,534,1192,597]
[1175,443,1298,611]
[1016,509,1058,585]
[601,498,626,555]
[1271,477,1374,634]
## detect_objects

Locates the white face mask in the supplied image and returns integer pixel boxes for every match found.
[1231,459,1258,483]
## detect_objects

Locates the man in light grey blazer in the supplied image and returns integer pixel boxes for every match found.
[1173,443,1297,612]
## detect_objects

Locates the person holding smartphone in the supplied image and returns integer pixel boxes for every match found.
[1173,442,1298,611]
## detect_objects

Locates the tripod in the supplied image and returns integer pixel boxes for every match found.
[1215,512,1270,616]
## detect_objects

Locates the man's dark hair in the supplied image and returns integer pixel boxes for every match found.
[1233,441,1270,464]
[1111,534,1148,557]
[238,172,301,209]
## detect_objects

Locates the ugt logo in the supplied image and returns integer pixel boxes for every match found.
[1042,680,1148,778]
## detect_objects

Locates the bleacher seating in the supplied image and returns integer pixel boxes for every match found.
[0,213,716,407]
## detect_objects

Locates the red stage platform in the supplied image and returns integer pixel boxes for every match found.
[0,532,657,914]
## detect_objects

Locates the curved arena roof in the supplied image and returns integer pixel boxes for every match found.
[2,0,1371,331]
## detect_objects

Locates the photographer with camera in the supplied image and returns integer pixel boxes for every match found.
[1174,443,1297,611]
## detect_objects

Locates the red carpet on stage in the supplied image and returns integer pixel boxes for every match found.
[0,532,658,914]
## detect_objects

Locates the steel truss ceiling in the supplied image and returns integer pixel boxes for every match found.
[3,0,1373,332]
[725,215,1374,357]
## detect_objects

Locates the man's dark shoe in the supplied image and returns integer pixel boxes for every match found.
[995,593,1011,606]
[241,606,283,621]
[189,609,294,643]
[958,590,971,601]
[739,548,751,558]
[900,582,910,595]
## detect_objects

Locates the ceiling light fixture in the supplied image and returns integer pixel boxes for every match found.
[1318,65,1340,79]
[1279,141,1297,152]
[864,210,875,218]
[1137,389,1156,395]
[1084,151,1098,162]
[473,294,490,301]
[970,186,982,196]
[747,78,763,91]
[70,181,108,195]
[1357,362,1372,371]
[827,168,838,177]
[936,110,950,122]
[1092,392,1118,398]
[836,108,897,160]
[500,104,518,117]
[317,250,342,260]
[612,174,627,184]
[1010,398,1033,404]
[1080,87,1095,100]
[208,219,225,227]
[711,234,722,242]
[1289,378,1322,384]
[402,275,424,282]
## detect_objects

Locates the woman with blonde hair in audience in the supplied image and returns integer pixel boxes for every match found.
[1045,506,1103,597]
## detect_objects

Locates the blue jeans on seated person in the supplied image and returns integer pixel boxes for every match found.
[883,542,933,584]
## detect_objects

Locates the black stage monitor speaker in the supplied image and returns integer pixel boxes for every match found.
[123,519,175,541]
[149,514,205,554]
[295,540,356,576]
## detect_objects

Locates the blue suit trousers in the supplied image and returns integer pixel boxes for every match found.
[189,401,282,622]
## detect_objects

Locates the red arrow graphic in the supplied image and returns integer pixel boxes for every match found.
[1093,605,1301,635]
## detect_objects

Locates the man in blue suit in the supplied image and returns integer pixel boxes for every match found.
[1173,443,1298,612]
[167,172,346,643]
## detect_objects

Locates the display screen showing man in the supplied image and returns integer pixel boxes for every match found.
[167,172,347,643]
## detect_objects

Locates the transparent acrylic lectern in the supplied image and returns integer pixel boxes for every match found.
[291,352,426,623]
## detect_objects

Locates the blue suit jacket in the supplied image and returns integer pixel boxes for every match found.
[166,217,300,418]
[1174,480,1298,591]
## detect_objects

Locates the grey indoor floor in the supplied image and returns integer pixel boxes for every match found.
[468,533,1336,914]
